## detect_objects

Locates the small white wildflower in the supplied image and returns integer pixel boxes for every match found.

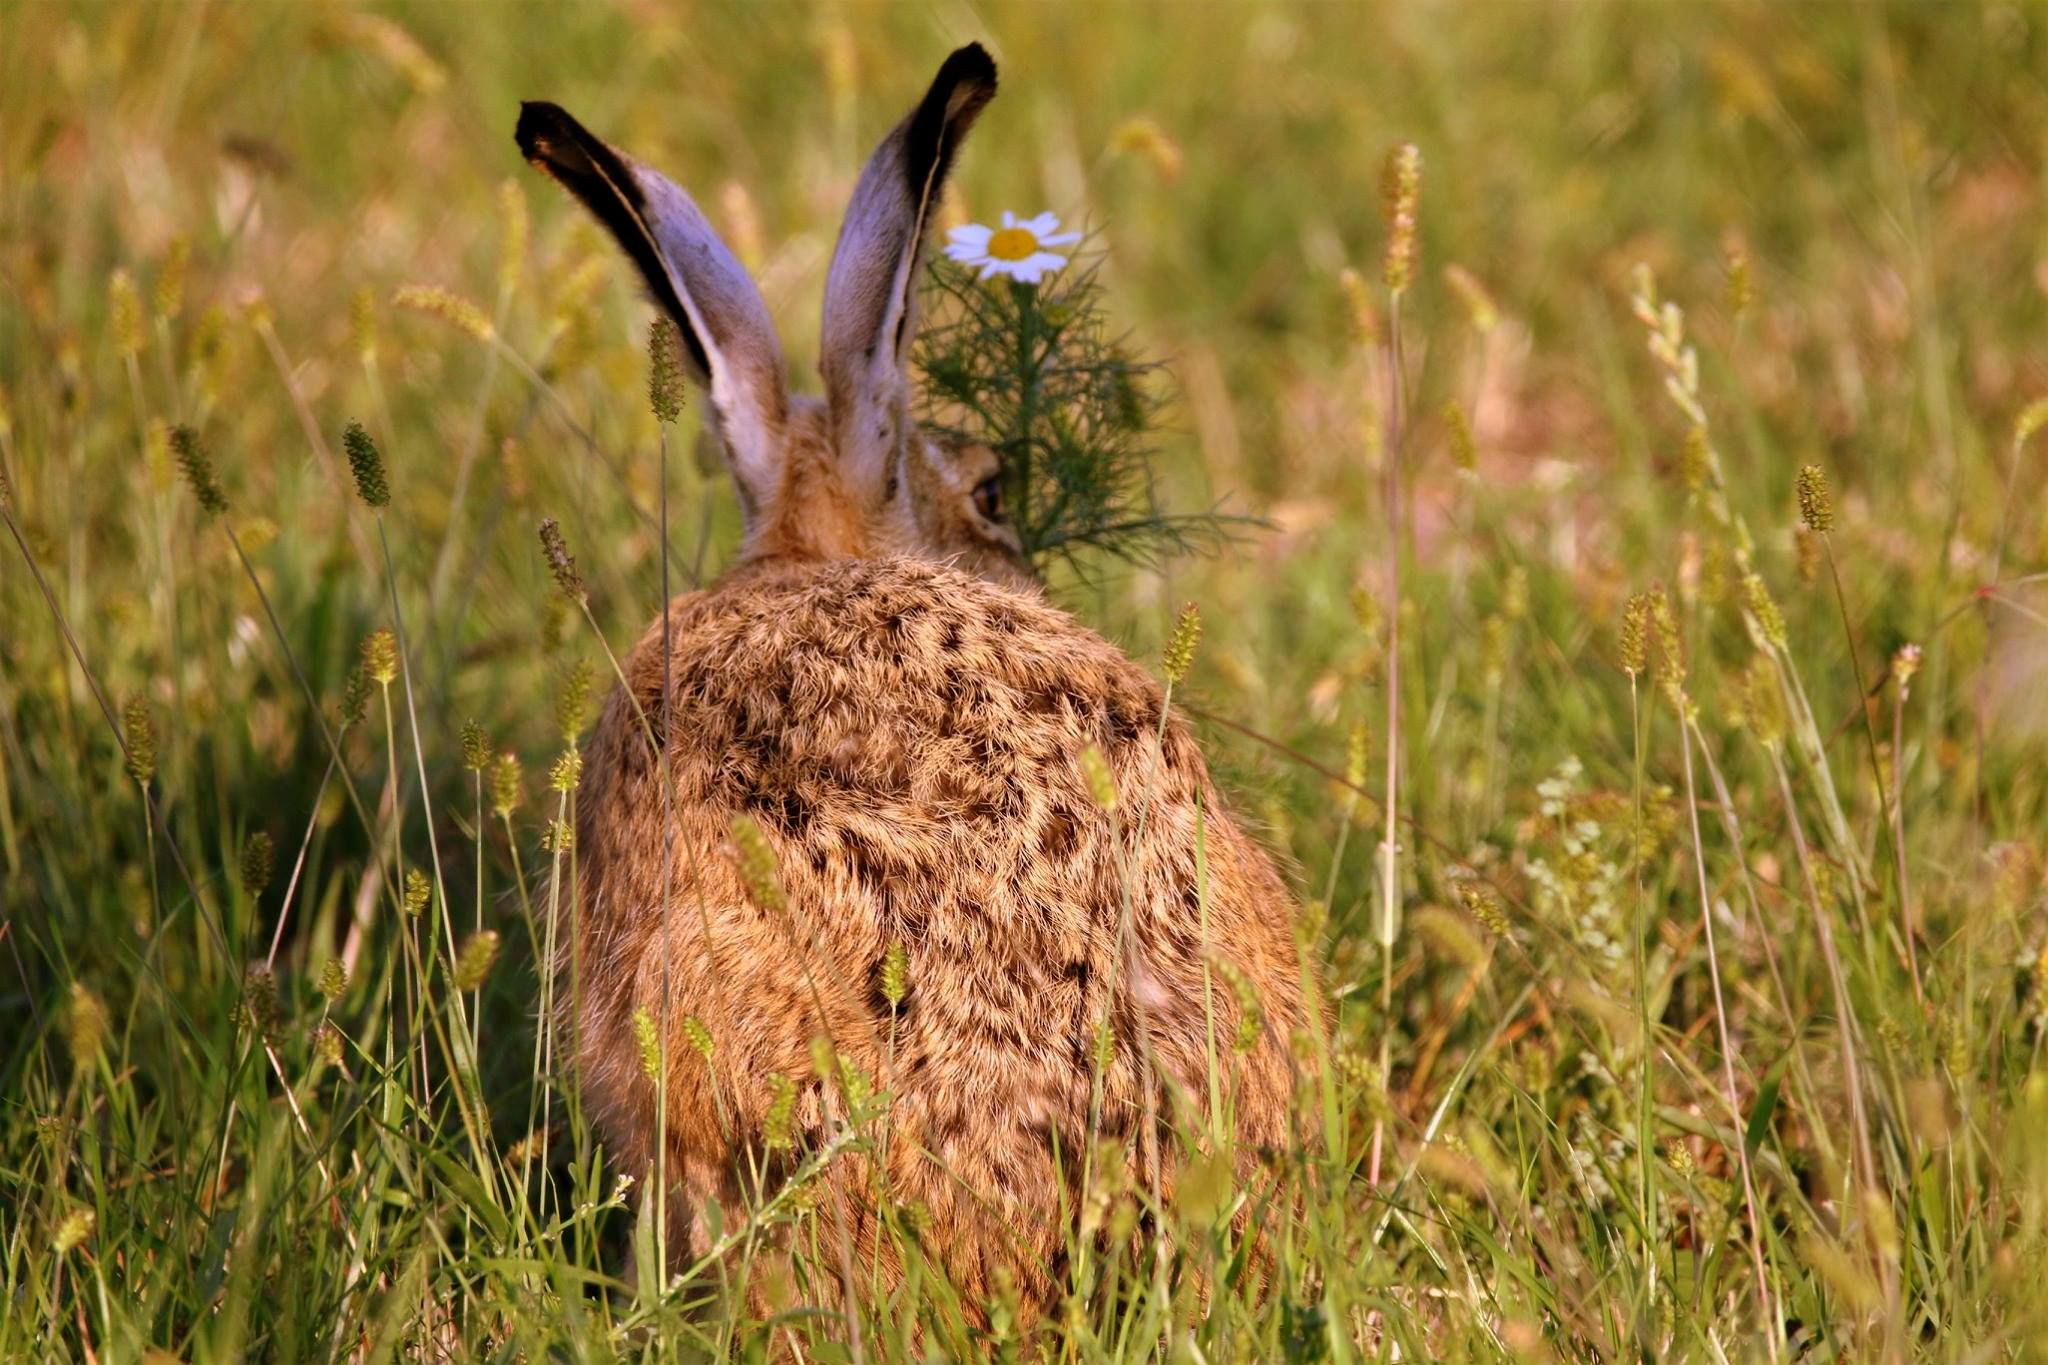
[944,210,1081,285]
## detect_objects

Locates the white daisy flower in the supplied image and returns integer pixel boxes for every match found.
[943,210,1082,285]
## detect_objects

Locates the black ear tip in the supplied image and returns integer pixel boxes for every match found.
[515,101,579,162]
[942,42,998,94]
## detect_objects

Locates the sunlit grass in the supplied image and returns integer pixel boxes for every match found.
[5,2,2048,1359]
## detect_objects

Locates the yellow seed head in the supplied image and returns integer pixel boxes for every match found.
[123,696,158,785]
[548,749,582,793]
[682,1014,714,1060]
[1213,959,1265,1054]
[1379,142,1422,293]
[1723,232,1754,318]
[489,753,523,819]
[1344,720,1369,790]
[1740,653,1786,746]
[555,659,593,745]
[460,719,490,773]
[361,628,399,686]
[65,982,109,1069]
[1337,267,1380,348]
[1079,744,1118,811]
[318,957,348,1002]
[881,941,909,1008]
[51,1207,95,1257]
[155,237,191,322]
[402,868,431,917]
[1108,114,1183,183]
[541,819,574,853]
[731,814,787,914]
[1455,879,1511,938]
[763,1072,798,1150]
[313,1021,345,1069]
[632,1007,662,1083]
[1162,602,1202,685]
[109,268,145,359]
[1795,526,1823,585]
[456,930,501,992]
[1742,573,1787,650]
[1680,426,1712,494]
[1619,593,1652,678]
[1796,463,1835,533]
[1442,401,1476,471]
[1891,642,1923,693]
[393,284,493,342]
[2015,397,2048,449]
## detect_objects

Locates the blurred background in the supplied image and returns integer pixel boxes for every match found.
[5,2,2048,1355]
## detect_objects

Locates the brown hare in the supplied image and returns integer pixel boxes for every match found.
[516,44,1313,1320]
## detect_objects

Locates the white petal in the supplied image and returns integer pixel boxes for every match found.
[1023,252,1069,277]
[1000,209,1018,228]
[946,223,993,248]
[944,243,988,264]
[1022,211,1060,235]
[978,260,1004,281]
[1040,230,1083,247]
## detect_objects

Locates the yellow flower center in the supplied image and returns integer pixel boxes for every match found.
[987,226,1040,261]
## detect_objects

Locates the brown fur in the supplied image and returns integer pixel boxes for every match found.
[526,43,1315,1324]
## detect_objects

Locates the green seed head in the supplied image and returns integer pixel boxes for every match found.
[109,268,145,360]
[343,421,390,508]
[460,719,491,772]
[122,696,158,785]
[65,982,109,1069]
[318,956,348,1002]
[1796,464,1834,533]
[649,317,687,426]
[731,814,786,914]
[1079,744,1118,812]
[361,628,399,687]
[682,1014,714,1060]
[240,831,275,898]
[881,941,910,1008]
[1742,573,1787,650]
[1379,142,1423,294]
[402,868,431,917]
[170,425,228,515]
[538,517,585,604]
[633,1007,662,1083]
[763,1072,798,1150]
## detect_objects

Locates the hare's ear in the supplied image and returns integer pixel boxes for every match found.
[818,44,997,500]
[517,102,787,522]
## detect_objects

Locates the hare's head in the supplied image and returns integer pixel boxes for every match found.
[516,45,1032,589]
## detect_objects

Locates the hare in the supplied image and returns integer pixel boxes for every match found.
[517,44,1313,1320]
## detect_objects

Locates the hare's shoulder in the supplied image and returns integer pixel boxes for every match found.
[632,557,1196,819]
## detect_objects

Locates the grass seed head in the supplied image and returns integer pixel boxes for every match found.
[881,941,910,1008]
[361,628,399,687]
[1443,400,1477,471]
[169,425,227,515]
[109,268,145,359]
[554,659,593,745]
[731,814,786,914]
[1109,114,1184,182]
[1723,231,1754,318]
[318,956,348,1002]
[1891,642,1923,693]
[51,1207,95,1257]
[402,867,430,917]
[239,831,275,898]
[65,982,109,1069]
[122,696,157,785]
[537,517,585,604]
[393,283,493,342]
[1619,593,1652,678]
[648,317,687,426]
[2013,397,2048,449]
[155,237,190,322]
[1797,463,1835,533]
[1337,267,1380,348]
[313,1021,345,1068]
[1742,572,1787,650]
[1380,142,1422,293]
[339,662,372,728]
[489,753,523,818]
[1162,601,1202,684]
[632,1007,662,1082]
[460,719,490,772]
[456,930,500,991]
[763,1072,798,1150]
[548,749,582,793]
[1443,263,1500,334]
[1080,744,1118,811]
[682,1014,714,1060]
[342,421,389,508]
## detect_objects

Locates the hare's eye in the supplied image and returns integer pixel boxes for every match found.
[971,475,1005,523]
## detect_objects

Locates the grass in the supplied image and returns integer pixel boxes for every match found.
[5,1,2048,1358]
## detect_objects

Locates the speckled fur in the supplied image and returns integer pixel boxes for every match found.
[572,550,1312,1314]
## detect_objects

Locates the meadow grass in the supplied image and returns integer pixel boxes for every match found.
[5,3,2048,1359]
